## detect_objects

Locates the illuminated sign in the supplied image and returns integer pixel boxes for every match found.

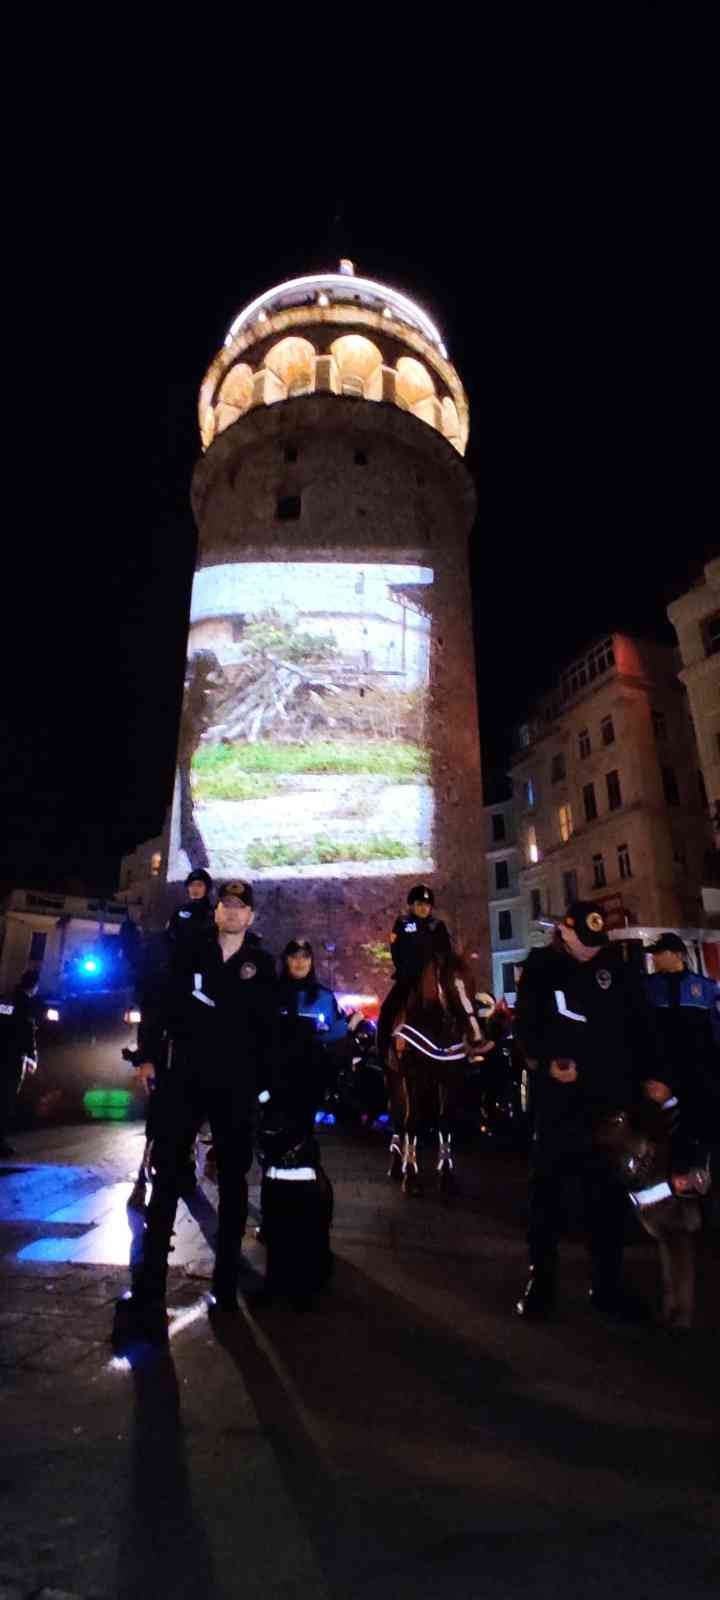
[168,562,434,884]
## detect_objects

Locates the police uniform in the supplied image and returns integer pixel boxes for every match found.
[274,972,349,1138]
[115,881,276,1340]
[645,936,720,1182]
[514,901,670,1317]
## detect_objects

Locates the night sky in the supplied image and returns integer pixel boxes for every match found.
[1,32,715,894]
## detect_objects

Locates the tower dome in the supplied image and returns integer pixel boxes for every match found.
[198,263,468,456]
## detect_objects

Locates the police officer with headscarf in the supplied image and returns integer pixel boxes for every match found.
[514,901,671,1319]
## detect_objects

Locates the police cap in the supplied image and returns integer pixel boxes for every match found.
[564,900,608,947]
[407,884,434,906]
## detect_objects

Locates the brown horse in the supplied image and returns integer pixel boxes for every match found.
[385,952,492,1193]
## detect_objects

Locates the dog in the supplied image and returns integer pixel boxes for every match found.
[598,1100,711,1330]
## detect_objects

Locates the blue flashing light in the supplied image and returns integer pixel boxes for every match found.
[80,957,102,976]
[376,1113,390,1125]
[314,1110,325,1124]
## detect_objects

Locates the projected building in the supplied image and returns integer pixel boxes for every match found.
[158,261,487,990]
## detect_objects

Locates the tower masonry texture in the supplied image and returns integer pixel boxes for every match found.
[162,267,487,993]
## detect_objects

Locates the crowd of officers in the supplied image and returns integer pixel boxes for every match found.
[2,867,718,1345]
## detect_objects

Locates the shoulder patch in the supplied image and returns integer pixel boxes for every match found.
[240,962,257,980]
[596,969,612,991]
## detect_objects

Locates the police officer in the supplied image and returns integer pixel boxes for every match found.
[645,933,720,1190]
[167,868,215,949]
[0,969,39,1157]
[514,901,671,1319]
[112,879,276,1348]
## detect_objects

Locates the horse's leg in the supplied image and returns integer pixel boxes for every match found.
[437,1073,455,1188]
[402,1060,422,1195]
[386,1046,406,1180]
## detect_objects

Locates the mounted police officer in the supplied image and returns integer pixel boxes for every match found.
[514,901,671,1320]
[112,879,276,1349]
[377,885,453,1057]
[376,885,454,1175]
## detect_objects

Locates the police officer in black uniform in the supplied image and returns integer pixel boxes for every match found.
[514,901,671,1319]
[166,867,215,952]
[0,970,39,1157]
[113,879,276,1348]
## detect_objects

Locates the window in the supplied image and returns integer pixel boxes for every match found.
[551,752,566,783]
[527,825,539,864]
[592,853,607,888]
[558,803,573,842]
[662,766,680,806]
[583,782,598,822]
[498,909,513,941]
[502,962,517,995]
[579,729,591,759]
[530,888,542,920]
[495,860,510,892]
[606,770,622,811]
[601,715,615,746]
[354,450,368,466]
[652,709,667,740]
[491,812,506,843]
[703,612,720,657]
[563,869,578,906]
[29,930,47,963]
[283,444,298,463]
[276,494,301,521]
[618,843,632,880]
[525,777,536,808]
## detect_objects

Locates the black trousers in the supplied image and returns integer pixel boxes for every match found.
[528,1143,629,1292]
[133,1070,253,1302]
[0,1059,24,1141]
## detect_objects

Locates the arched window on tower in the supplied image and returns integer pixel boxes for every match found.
[265,337,316,397]
[329,335,383,398]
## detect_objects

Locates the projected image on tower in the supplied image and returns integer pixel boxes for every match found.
[168,562,434,881]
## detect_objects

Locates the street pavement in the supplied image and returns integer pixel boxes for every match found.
[1,1120,718,1600]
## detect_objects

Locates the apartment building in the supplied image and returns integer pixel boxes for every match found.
[510,633,712,930]
[484,795,529,1000]
[668,557,720,915]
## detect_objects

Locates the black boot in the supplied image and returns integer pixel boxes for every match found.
[588,1281,648,1322]
[516,1263,556,1319]
[111,1294,169,1352]
[210,1252,240,1313]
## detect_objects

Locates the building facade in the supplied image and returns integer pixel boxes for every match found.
[510,633,712,933]
[0,889,130,995]
[484,797,529,1001]
[667,557,720,917]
